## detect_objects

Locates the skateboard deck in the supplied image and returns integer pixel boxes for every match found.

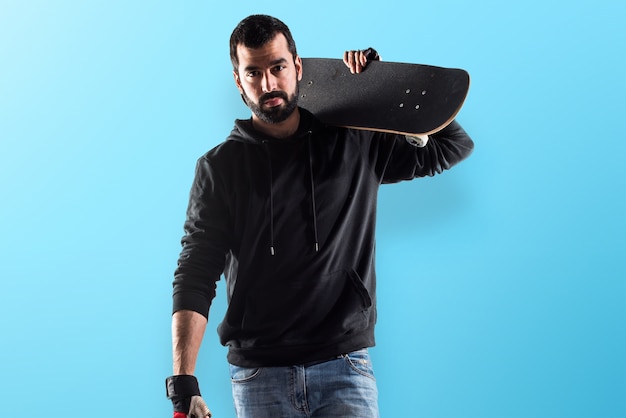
[298,58,470,136]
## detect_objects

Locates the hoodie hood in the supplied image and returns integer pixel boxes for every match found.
[227,107,322,256]
[227,107,321,144]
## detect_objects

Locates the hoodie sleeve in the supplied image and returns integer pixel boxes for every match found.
[172,156,231,318]
[375,120,474,183]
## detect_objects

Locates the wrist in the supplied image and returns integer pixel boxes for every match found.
[166,375,202,413]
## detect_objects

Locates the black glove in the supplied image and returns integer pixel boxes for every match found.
[362,47,380,61]
[166,375,212,418]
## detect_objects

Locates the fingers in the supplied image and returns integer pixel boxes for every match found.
[189,395,212,418]
[342,50,353,72]
[343,50,369,74]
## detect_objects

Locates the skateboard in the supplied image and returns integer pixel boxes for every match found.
[298,58,470,136]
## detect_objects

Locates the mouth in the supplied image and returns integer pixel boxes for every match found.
[261,92,287,108]
[263,97,284,107]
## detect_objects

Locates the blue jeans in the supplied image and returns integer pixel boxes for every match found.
[229,348,379,417]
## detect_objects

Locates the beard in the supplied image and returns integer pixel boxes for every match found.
[242,85,299,124]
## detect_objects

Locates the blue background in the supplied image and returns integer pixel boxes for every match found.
[1,1,624,417]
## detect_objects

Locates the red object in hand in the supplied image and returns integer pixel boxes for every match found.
[174,412,187,418]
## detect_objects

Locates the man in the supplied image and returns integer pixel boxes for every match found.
[166,14,473,418]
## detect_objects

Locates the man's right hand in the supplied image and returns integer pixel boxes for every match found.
[184,396,212,418]
[166,375,212,418]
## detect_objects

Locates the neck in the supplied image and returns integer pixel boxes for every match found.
[252,108,300,139]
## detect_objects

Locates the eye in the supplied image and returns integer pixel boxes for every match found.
[272,65,286,73]
[246,70,260,78]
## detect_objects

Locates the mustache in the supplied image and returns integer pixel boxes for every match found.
[260,91,289,102]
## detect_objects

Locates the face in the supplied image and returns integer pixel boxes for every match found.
[233,33,302,125]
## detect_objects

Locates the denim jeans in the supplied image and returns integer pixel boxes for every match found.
[229,348,379,417]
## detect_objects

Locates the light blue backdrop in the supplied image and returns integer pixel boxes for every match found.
[1,1,624,417]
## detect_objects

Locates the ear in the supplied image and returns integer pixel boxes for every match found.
[233,70,244,94]
[294,55,303,82]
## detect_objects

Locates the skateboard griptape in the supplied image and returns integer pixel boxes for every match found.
[299,58,470,135]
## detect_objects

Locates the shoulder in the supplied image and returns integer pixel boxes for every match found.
[199,138,254,165]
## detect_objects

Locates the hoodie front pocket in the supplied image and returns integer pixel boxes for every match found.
[240,268,373,346]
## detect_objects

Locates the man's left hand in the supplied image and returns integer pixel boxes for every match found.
[343,47,380,74]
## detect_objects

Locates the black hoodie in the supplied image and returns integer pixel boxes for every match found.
[173,108,473,367]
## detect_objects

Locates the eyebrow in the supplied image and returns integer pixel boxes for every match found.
[243,58,289,73]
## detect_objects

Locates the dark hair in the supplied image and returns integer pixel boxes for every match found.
[229,14,298,71]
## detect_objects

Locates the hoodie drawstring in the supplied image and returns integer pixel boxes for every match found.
[307,132,320,253]
[263,140,276,256]
[263,133,320,256]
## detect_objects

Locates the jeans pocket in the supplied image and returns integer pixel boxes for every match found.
[343,349,376,380]
[229,364,263,383]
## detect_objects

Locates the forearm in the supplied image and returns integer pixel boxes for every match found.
[378,120,473,182]
[414,119,474,176]
[172,309,208,375]
[430,119,474,156]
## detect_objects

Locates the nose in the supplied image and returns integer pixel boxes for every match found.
[261,71,278,93]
